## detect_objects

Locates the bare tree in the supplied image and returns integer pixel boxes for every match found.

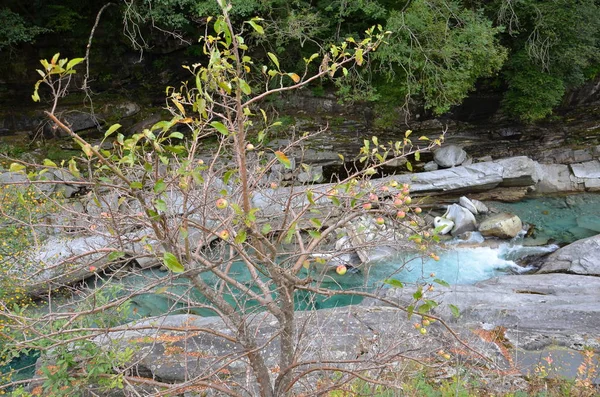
[0,3,468,396]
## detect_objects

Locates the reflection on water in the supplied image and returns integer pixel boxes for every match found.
[489,193,600,244]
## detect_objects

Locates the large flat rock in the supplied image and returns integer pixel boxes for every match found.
[537,234,600,276]
[379,273,600,342]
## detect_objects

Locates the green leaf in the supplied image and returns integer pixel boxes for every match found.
[130,181,143,189]
[310,218,322,228]
[163,252,184,273]
[43,159,57,167]
[285,222,297,244]
[81,143,93,157]
[104,123,121,138]
[407,305,414,320]
[210,121,229,136]
[433,278,450,287]
[9,163,26,173]
[308,230,321,239]
[238,78,251,95]
[415,151,421,161]
[303,191,315,208]
[413,287,423,300]
[68,158,80,178]
[406,161,413,172]
[169,132,184,139]
[384,279,404,288]
[154,180,166,194]
[355,48,363,66]
[235,230,247,244]
[154,199,167,212]
[274,151,292,169]
[66,57,85,71]
[261,224,272,235]
[267,52,280,70]
[247,20,264,34]
[108,251,125,261]
[449,304,460,318]
[418,302,432,314]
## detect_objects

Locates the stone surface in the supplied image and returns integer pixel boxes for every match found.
[570,160,600,178]
[537,234,600,276]
[443,204,477,236]
[494,156,540,187]
[459,196,478,214]
[433,144,467,168]
[17,235,112,296]
[534,163,580,193]
[90,307,509,392]
[478,212,523,239]
[423,161,438,171]
[377,273,600,345]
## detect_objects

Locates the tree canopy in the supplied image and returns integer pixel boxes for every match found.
[1,0,599,122]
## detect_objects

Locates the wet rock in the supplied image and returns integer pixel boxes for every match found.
[537,234,600,276]
[479,213,523,239]
[443,204,477,236]
[433,144,467,168]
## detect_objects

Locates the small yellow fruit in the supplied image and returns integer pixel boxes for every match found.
[420,327,427,335]
[216,198,228,209]
[336,265,347,275]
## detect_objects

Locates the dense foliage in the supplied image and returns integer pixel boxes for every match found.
[1,0,600,121]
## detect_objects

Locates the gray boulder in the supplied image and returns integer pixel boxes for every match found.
[537,234,600,276]
[443,204,477,236]
[459,196,478,214]
[423,161,438,171]
[478,212,523,239]
[433,144,467,168]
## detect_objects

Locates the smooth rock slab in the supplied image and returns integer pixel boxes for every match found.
[537,234,600,276]
[571,160,600,179]
[379,273,600,343]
